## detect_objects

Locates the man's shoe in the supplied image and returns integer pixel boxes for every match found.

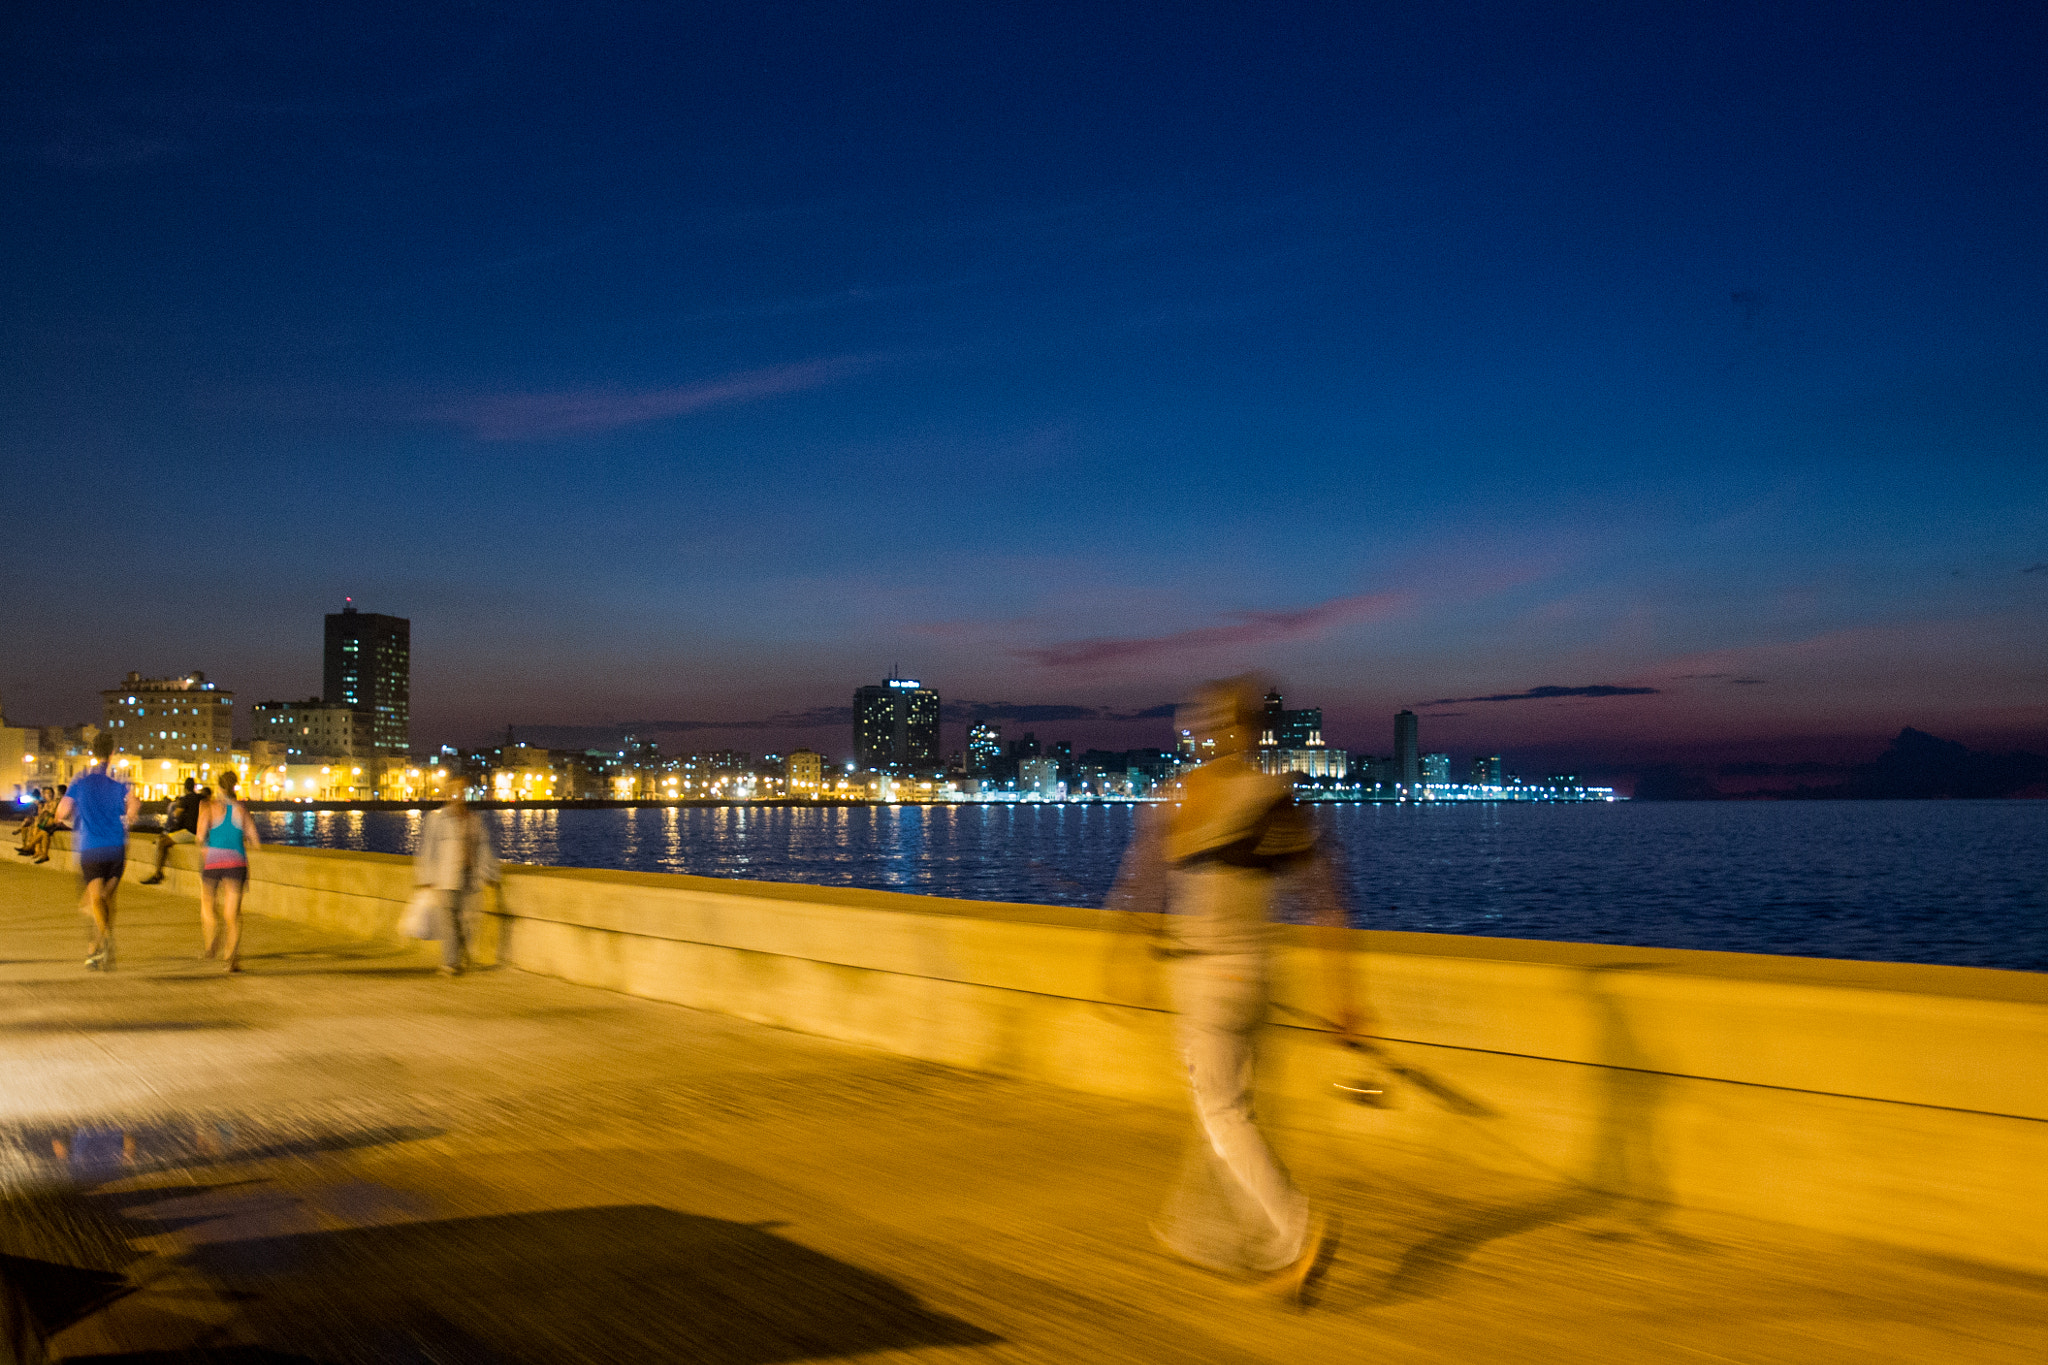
[33,855,49,864]
[140,874,164,885]
[1235,1212,1338,1309]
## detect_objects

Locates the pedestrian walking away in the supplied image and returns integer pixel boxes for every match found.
[1107,675,1367,1307]
[414,779,498,975]
[195,770,259,972]
[56,734,138,971]
[142,776,202,883]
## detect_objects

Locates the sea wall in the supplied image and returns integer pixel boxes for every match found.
[44,834,2048,1275]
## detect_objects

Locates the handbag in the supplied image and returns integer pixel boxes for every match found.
[400,888,441,939]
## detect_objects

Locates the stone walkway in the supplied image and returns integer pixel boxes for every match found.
[1,860,2042,1363]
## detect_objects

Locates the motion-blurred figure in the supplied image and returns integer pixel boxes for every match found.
[414,779,498,976]
[1109,676,1363,1305]
[58,735,137,971]
[196,771,259,972]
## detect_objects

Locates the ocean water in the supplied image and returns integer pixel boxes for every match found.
[249,801,2048,972]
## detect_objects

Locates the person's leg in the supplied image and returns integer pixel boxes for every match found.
[1174,959,1308,1273]
[439,892,467,971]
[145,833,171,881]
[219,875,244,971]
[198,874,220,957]
[100,867,120,969]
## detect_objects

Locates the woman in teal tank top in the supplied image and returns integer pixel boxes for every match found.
[195,770,261,972]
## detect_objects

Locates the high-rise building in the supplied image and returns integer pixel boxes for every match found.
[102,672,235,767]
[324,605,410,755]
[1470,754,1504,786]
[1422,752,1451,785]
[1394,710,1419,787]
[852,677,941,772]
[967,723,1001,775]
[1257,692,1325,749]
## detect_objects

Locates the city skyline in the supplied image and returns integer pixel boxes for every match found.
[5,5,2043,778]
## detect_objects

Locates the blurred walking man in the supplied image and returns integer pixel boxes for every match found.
[57,733,138,971]
[1110,676,1365,1306]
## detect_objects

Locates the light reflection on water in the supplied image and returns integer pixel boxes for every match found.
[248,801,2048,970]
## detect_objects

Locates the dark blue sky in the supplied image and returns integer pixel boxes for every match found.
[5,1,2044,774]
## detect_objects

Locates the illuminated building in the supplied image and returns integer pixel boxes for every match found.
[786,748,824,796]
[1018,757,1060,799]
[1423,752,1451,785]
[1394,710,1419,787]
[853,676,941,772]
[324,605,410,755]
[1257,692,1324,749]
[1470,754,1504,786]
[252,698,374,760]
[101,673,235,796]
[966,723,1000,775]
[1257,747,1349,778]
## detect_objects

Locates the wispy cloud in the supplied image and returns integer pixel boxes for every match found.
[1017,591,1406,669]
[1420,684,1660,706]
[423,357,872,440]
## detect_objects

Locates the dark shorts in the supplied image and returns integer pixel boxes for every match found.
[78,851,125,887]
[201,865,247,889]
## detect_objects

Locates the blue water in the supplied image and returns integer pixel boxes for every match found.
[249,802,2048,972]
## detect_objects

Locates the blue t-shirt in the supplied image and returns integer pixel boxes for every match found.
[67,770,130,852]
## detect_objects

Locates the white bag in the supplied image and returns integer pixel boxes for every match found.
[400,888,441,939]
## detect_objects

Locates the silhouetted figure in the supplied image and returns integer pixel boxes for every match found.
[141,776,202,882]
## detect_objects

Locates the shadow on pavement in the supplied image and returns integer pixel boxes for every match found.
[174,1205,999,1363]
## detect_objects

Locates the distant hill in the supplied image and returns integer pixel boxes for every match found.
[1634,728,2048,800]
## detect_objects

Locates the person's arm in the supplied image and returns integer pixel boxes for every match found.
[123,786,140,827]
[1295,839,1372,1043]
[474,822,500,886]
[241,803,260,851]
[55,795,75,825]
[195,801,215,844]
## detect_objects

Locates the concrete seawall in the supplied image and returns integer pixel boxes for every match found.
[32,834,2048,1276]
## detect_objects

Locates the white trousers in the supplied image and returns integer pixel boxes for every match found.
[1156,954,1309,1275]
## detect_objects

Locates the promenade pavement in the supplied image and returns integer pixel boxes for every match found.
[1,859,2042,1363]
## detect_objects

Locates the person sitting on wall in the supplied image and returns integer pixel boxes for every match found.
[13,789,42,856]
[28,785,67,864]
[140,777,202,884]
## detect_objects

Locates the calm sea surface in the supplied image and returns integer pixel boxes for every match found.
[250,802,2048,972]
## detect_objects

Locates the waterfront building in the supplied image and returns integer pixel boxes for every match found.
[1258,747,1349,779]
[786,748,824,796]
[1423,752,1451,785]
[101,673,236,797]
[1394,710,1420,787]
[252,698,375,760]
[1018,756,1060,799]
[966,723,1000,775]
[1257,691,1324,749]
[853,677,941,772]
[1471,754,1504,786]
[324,605,410,755]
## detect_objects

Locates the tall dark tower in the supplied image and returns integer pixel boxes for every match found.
[852,676,941,773]
[324,604,411,755]
[1394,709,1419,788]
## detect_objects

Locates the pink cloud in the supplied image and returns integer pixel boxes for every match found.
[425,357,870,440]
[1017,590,1408,669]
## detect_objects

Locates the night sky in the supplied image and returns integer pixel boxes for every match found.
[6,2,2044,780]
